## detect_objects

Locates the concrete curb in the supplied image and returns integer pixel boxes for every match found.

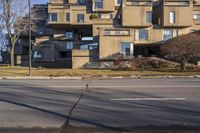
[0,75,200,80]
[0,76,82,80]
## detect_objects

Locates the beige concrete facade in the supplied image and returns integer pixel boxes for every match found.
[22,0,200,68]
[122,0,153,27]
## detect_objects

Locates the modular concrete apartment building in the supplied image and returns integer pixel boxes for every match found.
[16,0,200,68]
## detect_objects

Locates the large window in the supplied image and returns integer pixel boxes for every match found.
[77,14,84,23]
[146,11,152,23]
[48,13,57,22]
[139,29,148,41]
[164,29,173,40]
[94,0,103,9]
[120,42,134,56]
[169,11,176,24]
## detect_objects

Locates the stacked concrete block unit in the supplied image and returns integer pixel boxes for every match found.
[16,0,200,68]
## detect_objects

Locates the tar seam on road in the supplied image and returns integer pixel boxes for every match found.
[58,80,93,133]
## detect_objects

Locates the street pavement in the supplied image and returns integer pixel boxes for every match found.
[0,78,200,131]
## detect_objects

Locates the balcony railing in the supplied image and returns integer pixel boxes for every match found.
[126,0,152,6]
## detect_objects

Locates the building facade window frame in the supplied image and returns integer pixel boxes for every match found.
[117,0,122,5]
[77,14,85,23]
[63,0,69,4]
[120,42,134,56]
[78,0,86,5]
[66,31,73,39]
[169,11,176,24]
[139,29,148,41]
[66,13,70,22]
[94,0,103,9]
[163,29,173,40]
[66,41,73,50]
[193,14,200,20]
[146,11,152,23]
[48,13,58,22]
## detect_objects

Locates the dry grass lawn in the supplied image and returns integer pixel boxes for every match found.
[0,66,200,77]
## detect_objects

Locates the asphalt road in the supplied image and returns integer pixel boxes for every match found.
[0,78,200,131]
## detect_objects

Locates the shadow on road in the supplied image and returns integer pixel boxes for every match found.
[0,81,200,133]
[1,126,200,133]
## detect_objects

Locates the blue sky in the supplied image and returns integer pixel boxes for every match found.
[32,0,48,4]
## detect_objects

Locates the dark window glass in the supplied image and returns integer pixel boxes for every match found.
[146,11,152,23]
[49,13,57,22]
[77,14,84,23]
[66,13,70,22]
[94,0,103,9]
[139,29,148,40]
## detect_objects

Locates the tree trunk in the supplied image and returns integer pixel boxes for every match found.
[10,48,15,66]
[180,63,186,70]
[180,58,187,71]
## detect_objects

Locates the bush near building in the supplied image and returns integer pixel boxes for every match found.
[160,31,200,70]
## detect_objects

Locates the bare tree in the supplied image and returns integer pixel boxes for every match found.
[0,0,28,66]
[160,31,200,70]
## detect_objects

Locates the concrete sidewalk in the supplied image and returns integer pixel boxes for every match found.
[0,75,200,80]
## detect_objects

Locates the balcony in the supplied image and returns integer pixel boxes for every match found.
[92,0,115,12]
[153,0,193,27]
[122,0,153,27]
[126,0,152,6]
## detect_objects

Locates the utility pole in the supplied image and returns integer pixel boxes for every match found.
[28,0,32,76]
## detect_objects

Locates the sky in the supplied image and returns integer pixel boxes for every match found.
[32,0,48,4]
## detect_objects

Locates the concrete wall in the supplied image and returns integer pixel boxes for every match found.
[72,50,98,69]
[163,6,193,27]
[99,28,135,58]
[92,0,115,12]
[122,0,152,27]
[154,0,193,27]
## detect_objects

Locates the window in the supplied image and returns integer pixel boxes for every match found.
[193,14,200,20]
[127,1,151,5]
[78,0,86,5]
[121,42,134,56]
[115,31,121,35]
[66,13,70,22]
[165,1,189,6]
[88,45,98,50]
[66,31,73,39]
[63,0,68,4]
[164,29,173,40]
[117,0,122,5]
[48,13,57,22]
[139,29,148,41]
[33,51,42,59]
[110,14,113,19]
[104,30,130,36]
[169,11,176,24]
[77,14,84,23]
[146,12,152,23]
[94,0,103,9]
[104,31,110,35]
[66,42,73,50]
[98,13,113,19]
